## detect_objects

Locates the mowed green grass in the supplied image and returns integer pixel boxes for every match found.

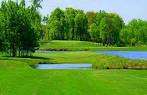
[0,40,147,95]
[40,40,101,51]
[40,40,147,51]
[0,69,147,95]
[0,52,147,94]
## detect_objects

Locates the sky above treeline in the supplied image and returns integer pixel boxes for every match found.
[1,0,147,23]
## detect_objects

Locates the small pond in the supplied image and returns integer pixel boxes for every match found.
[35,50,66,53]
[33,64,92,69]
[96,51,147,60]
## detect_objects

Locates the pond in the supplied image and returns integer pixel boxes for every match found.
[32,64,92,69]
[96,51,147,60]
[35,50,66,53]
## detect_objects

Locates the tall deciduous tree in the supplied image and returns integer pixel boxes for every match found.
[48,8,65,40]
[120,19,147,46]
[31,0,43,10]
[0,0,42,56]
[98,13,124,46]
[64,8,76,40]
[88,23,100,42]
[74,10,89,40]
[86,11,96,27]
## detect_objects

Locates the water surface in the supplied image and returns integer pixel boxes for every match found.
[33,64,92,69]
[97,51,147,60]
[35,50,66,53]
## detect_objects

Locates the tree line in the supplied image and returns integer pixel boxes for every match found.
[0,0,42,57]
[47,8,89,41]
[0,1,147,57]
[46,7,147,46]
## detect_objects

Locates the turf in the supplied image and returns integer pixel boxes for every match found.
[39,40,147,51]
[0,69,147,95]
[0,40,147,95]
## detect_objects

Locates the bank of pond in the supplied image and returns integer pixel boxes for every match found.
[31,50,147,70]
[36,50,147,60]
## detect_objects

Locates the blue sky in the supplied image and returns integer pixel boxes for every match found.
[39,0,147,23]
[1,0,147,23]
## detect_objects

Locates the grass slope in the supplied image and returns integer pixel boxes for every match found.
[40,40,147,51]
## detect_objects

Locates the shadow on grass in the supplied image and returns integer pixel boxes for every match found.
[18,56,49,60]
[0,56,49,60]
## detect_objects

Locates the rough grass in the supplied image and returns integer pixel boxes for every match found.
[33,51,147,69]
[39,40,147,51]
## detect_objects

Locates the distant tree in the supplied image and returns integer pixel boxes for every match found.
[97,12,124,46]
[120,19,147,46]
[43,16,48,24]
[99,17,110,46]
[41,16,48,40]
[20,0,25,6]
[95,11,107,26]
[86,11,97,41]
[88,11,107,43]
[48,8,65,40]
[31,0,43,10]
[0,10,7,51]
[120,26,130,46]
[74,10,89,40]
[88,23,100,42]
[86,11,96,27]
[109,13,124,46]
[64,8,76,40]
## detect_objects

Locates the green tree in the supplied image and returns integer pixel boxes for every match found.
[86,11,96,27]
[0,10,7,51]
[98,12,124,46]
[74,10,89,40]
[64,8,76,40]
[20,0,25,6]
[31,0,43,10]
[88,23,100,42]
[48,8,65,40]
[0,0,41,56]
[120,19,147,46]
